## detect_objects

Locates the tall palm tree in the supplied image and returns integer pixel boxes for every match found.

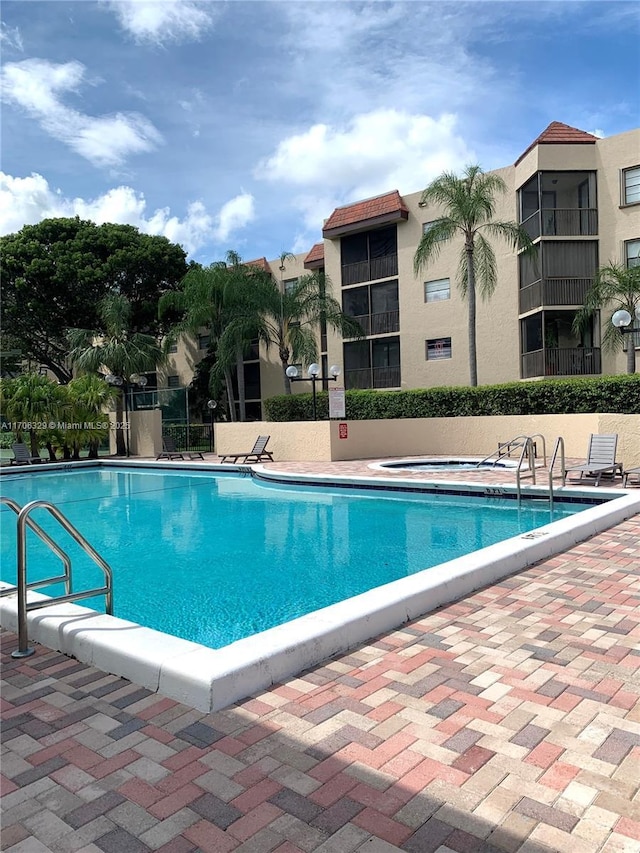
[413,164,534,386]
[158,257,264,422]
[220,268,363,395]
[573,262,640,374]
[68,294,164,455]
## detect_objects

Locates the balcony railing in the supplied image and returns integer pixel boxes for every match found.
[346,310,400,337]
[521,347,601,379]
[341,254,398,286]
[345,366,401,390]
[519,278,592,313]
[520,209,598,240]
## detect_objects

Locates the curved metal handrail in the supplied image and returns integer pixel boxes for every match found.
[0,496,72,597]
[10,499,113,658]
[548,437,566,509]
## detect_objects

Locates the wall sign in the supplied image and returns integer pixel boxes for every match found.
[338,422,348,439]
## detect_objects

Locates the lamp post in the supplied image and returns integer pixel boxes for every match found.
[207,399,217,452]
[612,305,640,374]
[285,363,341,420]
[105,373,148,457]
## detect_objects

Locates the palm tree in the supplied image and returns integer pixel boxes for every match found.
[573,262,640,374]
[0,372,68,457]
[68,294,164,455]
[413,165,534,386]
[65,374,118,458]
[158,258,263,422]
[220,267,363,395]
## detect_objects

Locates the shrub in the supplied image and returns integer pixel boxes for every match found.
[263,375,640,421]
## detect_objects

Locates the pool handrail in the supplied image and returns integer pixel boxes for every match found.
[3,498,113,659]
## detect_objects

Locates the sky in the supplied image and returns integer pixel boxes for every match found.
[1,0,638,265]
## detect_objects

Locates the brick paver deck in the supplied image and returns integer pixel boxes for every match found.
[2,461,639,852]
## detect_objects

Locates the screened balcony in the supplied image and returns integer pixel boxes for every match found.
[519,241,598,312]
[343,280,400,338]
[520,310,601,378]
[341,226,398,285]
[521,347,602,379]
[518,171,598,240]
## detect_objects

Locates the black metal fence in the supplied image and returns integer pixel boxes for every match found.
[162,423,214,452]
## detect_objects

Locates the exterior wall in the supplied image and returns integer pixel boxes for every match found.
[210,414,640,467]
[166,126,640,409]
[109,409,161,457]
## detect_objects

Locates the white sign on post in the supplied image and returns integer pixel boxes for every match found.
[328,387,346,419]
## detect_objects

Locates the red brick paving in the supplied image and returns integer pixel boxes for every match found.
[2,461,640,852]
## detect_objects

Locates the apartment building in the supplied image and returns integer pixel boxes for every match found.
[162,122,640,419]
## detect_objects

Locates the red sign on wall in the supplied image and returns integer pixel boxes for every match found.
[338,422,348,439]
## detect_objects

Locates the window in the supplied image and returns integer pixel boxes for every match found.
[167,375,180,388]
[167,342,178,353]
[622,166,640,205]
[424,278,450,303]
[422,220,445,238]
[625,239,640,268]
[283,277,298,294]
[342,281,399,335]
[198,334,210,350]
[426,337,452,360]
[343,337,400,389]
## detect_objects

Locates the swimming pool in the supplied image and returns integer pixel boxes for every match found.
[1,466,583,648]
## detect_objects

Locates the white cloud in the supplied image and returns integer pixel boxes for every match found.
[0,22,23,51]
[0,173,254,255]
[0,59,161,168]
[107,0,214,44]
[258,110,473,230]
[214,192,255,243]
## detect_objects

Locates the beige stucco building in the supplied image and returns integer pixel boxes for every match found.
[158,121,640,420]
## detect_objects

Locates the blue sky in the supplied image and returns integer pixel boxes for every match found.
[1,1,638,264]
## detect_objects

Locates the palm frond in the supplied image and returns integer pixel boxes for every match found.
[473,234,498,299]
[413,218,459,274]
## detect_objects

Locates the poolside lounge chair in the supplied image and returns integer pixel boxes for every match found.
[623,465,640,487]
[219,435,274,464]
[563,434,623,486]
[9,442,44,465]
[156,436,204,461]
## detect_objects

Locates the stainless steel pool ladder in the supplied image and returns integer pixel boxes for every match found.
[547,437,567,509]
[0,497,113,659]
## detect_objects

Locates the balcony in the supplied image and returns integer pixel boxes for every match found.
[519,278,592,313]
[346,310,400,338]
[345,365,401,390]
[521,347,601,379]
[341,254,398,286]
[521,208,598,241]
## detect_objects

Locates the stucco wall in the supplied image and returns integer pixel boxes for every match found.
[208,414,640,468]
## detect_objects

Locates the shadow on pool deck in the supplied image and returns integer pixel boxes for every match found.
[2,494,639,853]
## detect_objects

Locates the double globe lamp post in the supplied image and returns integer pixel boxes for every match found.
[285,363,341,421]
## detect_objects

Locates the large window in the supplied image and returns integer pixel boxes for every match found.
[625,239,640,268]
[622,166,640,205]
[426,337,452,360]
[343,336,400,389]
[341,226,398,285]
[342,280,399,336]
[424,278,450,303]
[283,277,298,293]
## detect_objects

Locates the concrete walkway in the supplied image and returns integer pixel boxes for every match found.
[2,478,639,852]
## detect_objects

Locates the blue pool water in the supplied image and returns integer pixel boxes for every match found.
[1,467,588,649]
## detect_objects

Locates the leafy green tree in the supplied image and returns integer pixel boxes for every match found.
[220,263,363,395]
[65,374,118,459]
[68,295,164,455]
[0,217,188,382]
[0,372,68,456]
[413,165,534,386]
[573,262,640,374]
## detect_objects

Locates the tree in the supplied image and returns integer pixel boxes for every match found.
[0,217,188,382]
[573,262,640,374]
[220,265,363,395]
[0,373,68,456]
[65,374,117,459]
[413,165,534,386]
[68,295,165,455]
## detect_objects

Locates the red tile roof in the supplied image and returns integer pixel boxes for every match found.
[515,121,598,165]
[303,243,324,269]
[245,257,271,272]
[323,190,409,237]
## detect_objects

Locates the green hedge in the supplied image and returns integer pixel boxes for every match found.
[263,375,640,421]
